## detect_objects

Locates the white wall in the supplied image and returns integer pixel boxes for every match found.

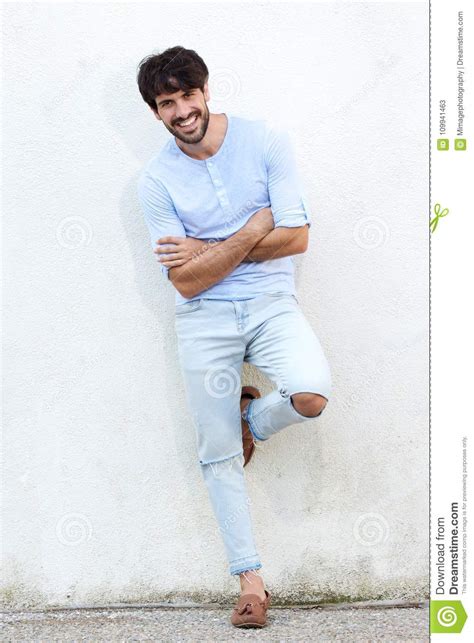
[1,1,429,608]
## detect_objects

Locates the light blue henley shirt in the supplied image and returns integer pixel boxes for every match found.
[137,114,312,305]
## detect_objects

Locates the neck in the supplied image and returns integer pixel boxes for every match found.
[175,112,228,160]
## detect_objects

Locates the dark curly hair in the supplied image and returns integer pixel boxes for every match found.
[137,46,209,113]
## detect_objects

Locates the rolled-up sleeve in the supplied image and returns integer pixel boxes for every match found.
[137,170,187,279]
[264,125,312,229]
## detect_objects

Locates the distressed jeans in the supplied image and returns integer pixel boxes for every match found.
[174,292,332,576]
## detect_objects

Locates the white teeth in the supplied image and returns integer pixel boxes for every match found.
[178,114,197,127]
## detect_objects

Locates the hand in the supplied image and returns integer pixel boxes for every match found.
[154,236,219,268]
[245,207,274,236]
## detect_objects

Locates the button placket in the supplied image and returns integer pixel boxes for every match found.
[207,161,234,220]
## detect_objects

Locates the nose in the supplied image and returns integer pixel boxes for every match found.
[175,103,196,123]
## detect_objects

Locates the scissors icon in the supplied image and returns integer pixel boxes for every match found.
[430,203,449,233]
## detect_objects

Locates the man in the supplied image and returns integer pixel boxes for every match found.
[136,46,331,629]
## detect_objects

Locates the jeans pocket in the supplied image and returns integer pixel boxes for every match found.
[175,298,204,316]
[265,292,299,304]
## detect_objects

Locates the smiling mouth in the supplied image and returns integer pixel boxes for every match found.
[176,113,199,129]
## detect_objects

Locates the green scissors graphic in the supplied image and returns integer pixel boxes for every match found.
[430,203,449,233]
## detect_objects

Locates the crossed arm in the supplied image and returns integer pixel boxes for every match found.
[154,207,309,299]
[241,223,308,262]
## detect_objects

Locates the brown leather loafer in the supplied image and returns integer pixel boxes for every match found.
[241,386,261,467]
[231,589,271,628]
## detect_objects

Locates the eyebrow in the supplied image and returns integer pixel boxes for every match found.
[157,89,194,108]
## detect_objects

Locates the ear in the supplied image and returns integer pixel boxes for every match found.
[202,81,210,103]
[150,105,161,121]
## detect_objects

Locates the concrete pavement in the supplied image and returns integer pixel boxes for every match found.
[1,601,429,641]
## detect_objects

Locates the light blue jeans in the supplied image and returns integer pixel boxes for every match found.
[174,292,332,576]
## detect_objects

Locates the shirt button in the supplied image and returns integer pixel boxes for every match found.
[208,161,213,166]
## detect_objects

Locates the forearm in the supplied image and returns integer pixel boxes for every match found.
[173,223,308,271]
[242,225,309,262]
[170,225,268,298]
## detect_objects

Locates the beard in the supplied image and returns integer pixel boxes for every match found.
[166,106,210,144]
